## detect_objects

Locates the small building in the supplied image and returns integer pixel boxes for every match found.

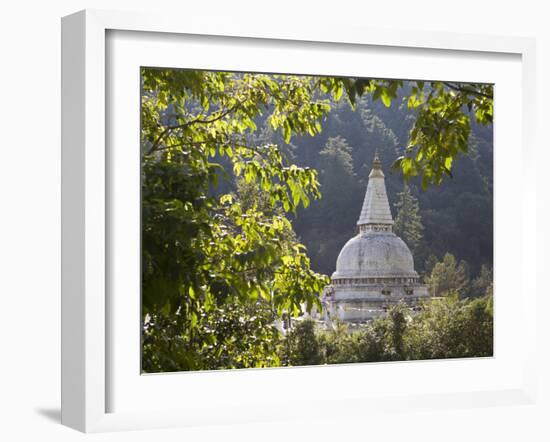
[322,152,429,323]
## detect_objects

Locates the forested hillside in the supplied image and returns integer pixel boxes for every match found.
[271,89,494,280]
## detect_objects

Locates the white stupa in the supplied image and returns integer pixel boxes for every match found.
[323,152,429,322]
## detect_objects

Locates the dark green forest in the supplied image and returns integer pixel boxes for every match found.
[140,69,493,372]
[286,91,493,279]
[208,86,493,279]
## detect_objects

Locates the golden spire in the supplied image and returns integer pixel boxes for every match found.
[358,149,393,229]
[372,149,381,169]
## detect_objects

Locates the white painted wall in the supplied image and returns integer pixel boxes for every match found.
[0,1,548,440]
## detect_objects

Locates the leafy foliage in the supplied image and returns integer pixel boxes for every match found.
[393,183,424,256]
[425,253,470,297]
[142,69,334,371]
[291,94,492,277]
[394,81,493,188]
[470,264,493,298]
[141,68,493,372]
[405,294,493,360]
[282,295,493,367]
[319,78,493,187]
[280,319,323,366]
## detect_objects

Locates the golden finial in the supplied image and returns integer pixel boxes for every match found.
[372,150,381,169]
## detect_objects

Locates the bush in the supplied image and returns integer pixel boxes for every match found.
[278,295,493,366]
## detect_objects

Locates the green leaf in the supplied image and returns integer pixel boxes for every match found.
[333,83,343,101]
[282,120,291,144]
[380,90,391,107]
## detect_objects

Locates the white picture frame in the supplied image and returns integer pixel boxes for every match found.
[61,9,537,433]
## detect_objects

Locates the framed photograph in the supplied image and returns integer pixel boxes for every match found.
[61,9,537,432]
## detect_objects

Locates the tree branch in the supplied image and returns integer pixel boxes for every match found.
[146,101,243,155]
[442,82,493,100]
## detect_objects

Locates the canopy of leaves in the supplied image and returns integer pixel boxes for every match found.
[142,69,343,371]
[318,77,493,188]
[394,81,493,188]
[425,253,470,297]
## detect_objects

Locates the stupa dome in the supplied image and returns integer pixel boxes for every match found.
[330,150,418,282]
[320,150,429,323]
[332,232,418,279]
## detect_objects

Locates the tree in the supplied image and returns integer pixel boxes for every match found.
[425,253,470,297]
[470,264,493,298]
[387,303,408,360]
[319,320,362,365]
[281,319,323,366]
[317,78,493,187]
[142,70,334,371]
[404,294,493,360]
[296,136,363,274]
[357,107,400,171]
[393,183,424,256]
[318,136,358,214]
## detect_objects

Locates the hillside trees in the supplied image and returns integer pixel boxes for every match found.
[405,295,493,360]
[290,90,493,277]
[470,264,493,298]
[282,295,493,367]
[425,253,470,297]
[299,136,364,272]
[393,183,424,258]
[318,137,358,218]
[318,78,493,187]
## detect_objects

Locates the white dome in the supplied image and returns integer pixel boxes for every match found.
[332,232,418,279]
